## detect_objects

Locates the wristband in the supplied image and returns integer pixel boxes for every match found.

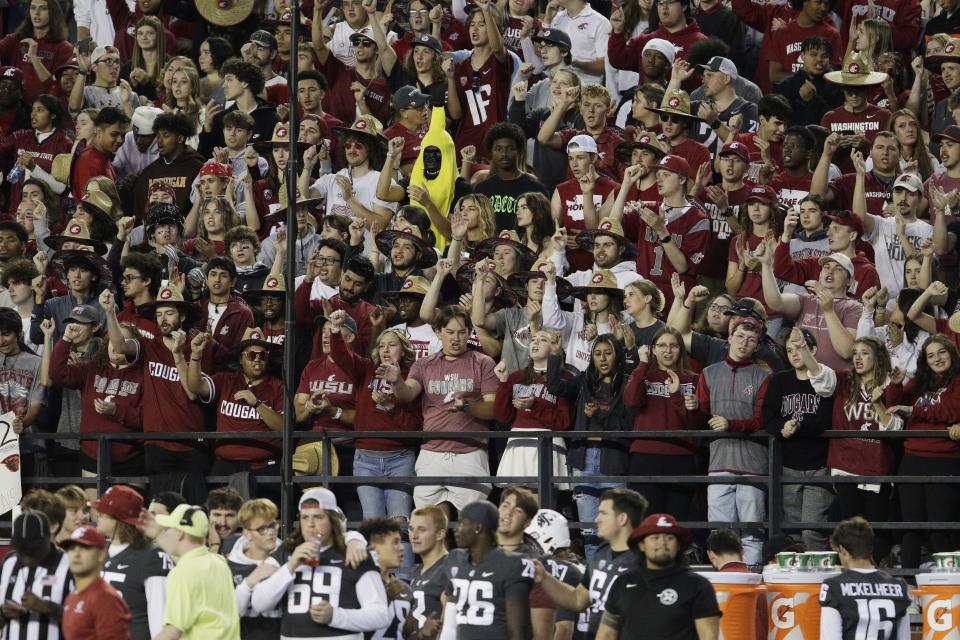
[254,399,264,409]
[659,234,672,244]
[710,120,721,129]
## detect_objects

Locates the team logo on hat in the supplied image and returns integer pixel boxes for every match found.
[2,68,15,77]
[250,330,263,340]
[659,156,670,165]
[948,43,957,54]
[668,96,680,108]
[69,223,81,234]
[656,515,674,528]
[277,127,287,137]
[592,273,603,283]
[499,231,512,238]
[160,289,173,300]
[752,187,765,194]
[266,277,279,287]
[71,306,83,315]
[356,120,367,130]
[639,135,651,143]
[537,263,548,272]
[402,279,413,289]
[420,35,429,42]
[600,221,612,230]
[544,29,552,36]
[848,62,860,73]
[485,261,495,271]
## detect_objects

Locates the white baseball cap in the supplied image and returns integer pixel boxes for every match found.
[298,487,343,518]
[131,106,164,136]
[818,252,855,277]
[892,173,922,193]
[566,134,598,155]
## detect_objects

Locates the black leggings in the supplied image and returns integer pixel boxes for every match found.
[835,481,892,563]
[898,454,960,569]
[629,453,698,521]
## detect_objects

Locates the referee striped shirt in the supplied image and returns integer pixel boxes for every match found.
[0,547,73,640]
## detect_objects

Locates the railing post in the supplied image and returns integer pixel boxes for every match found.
[768,434,783,536]
[538,433,553,509]
[322,434,331,488]
[97,436,111,496]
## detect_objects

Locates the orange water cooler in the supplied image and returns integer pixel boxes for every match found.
[914,573,960,639]
[702,572,766,640]
[764,570,839,639]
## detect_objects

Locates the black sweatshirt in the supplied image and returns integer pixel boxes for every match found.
[762,369,833,470]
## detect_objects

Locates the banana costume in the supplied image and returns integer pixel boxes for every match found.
[409,105,458,254]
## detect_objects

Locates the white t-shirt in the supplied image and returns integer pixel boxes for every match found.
[310,169,398,253]
[394,322,442,361]
[548,5,610,86]
[863,215,933,298]
[329,21,398,68]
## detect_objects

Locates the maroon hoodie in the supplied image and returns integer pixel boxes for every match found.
[608,19,708,74]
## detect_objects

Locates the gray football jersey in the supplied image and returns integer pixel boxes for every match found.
[444,548,535,640]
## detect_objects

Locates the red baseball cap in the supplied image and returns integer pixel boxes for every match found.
[744,185,777,204]
[655,155,692,180]
[91,485,144,526]
[628,513,692,548]
[61,525,107,550]
[719,142,750,163]
[825,210,864,236]
[0,67,24,83]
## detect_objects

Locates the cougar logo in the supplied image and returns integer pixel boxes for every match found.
[657,588,678,605]
[2,455,20,472]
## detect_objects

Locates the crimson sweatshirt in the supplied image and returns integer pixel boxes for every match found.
[494,368,573,431]
[885,376,960,459]
[827,375,896,476]
[0,128,72,212]
[623,362,702,455]
[0,35,73,102]
[773,241,880,299]
[294,279,375,358]
[48,339,144,462]
[328,331,421,451]
[607,20,708,73]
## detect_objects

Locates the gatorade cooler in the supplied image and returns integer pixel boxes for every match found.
[702,572,765,640]
[915,573,960,639]
[764,570,839,639]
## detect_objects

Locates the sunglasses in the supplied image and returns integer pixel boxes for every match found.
[98,58,121,67]
[659,114,687,124]
[244,350,268,361]
[344,140,366,151]
[354,40,376,48]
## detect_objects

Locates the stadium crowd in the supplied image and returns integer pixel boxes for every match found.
[0,0,960,634]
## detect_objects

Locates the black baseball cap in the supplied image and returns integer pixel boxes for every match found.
[249,30,278,50]
[394,86,430,110]
[531,28,572,50]
[410,33,442,54]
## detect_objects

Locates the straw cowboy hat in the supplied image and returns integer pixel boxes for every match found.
[382,275,431,301]
[824,52,888,87]
[235,326,276,351]
[507,258,574,300]
[475,230,538,265]
[648,90,702,123]
[243,274,288,303]
[374,224,438,269]
[575,217,638,258]
[44,219,106,255]
[332,115,387,149]
[615,130,669,163]
[569,268,625,300]
[196,0,255,26]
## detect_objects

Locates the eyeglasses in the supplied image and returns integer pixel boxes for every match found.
[659,114,686,124]
[730,334,759,345]
[709,304,731,313]
[353,40,376,48]
[204,195,227,201]
[250,520,280,535]
[654,343,679,350]
[244,350,268,361]
[98,58,121,67]
[121,275,145,283]
[315,256,341,266]
[344,140,366,151]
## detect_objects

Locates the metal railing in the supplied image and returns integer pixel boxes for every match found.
[17,427,960,548]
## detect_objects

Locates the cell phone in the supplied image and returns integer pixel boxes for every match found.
[841,129,855,136]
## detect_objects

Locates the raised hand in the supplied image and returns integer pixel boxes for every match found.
[388,136,405,157]
[40,319,56,340]
[460,145,477,165]
[190,331,210,354]
[62,322,83,343]
[494,360,509,383]
[512,80,528,102]
[665,369,680,394]
[99,289,116,313]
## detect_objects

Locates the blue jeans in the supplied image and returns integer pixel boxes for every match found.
[353,449,415,520]
[572,446,625,560]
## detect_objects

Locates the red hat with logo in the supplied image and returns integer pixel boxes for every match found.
[61,525,107,550]
[655,155,692,180]
[628,513,692,548]
[91,485,144,526]
[825,210,864,236]
[0,67,24,83]
[719,141,750,163]
[744,185,778,204]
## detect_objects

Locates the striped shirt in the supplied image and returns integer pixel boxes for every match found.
[0,548,73,640]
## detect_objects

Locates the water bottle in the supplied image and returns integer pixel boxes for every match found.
[6,163,24,184]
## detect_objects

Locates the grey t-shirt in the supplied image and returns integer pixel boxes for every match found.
[82,85,140,113]
[494,307,536,374]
